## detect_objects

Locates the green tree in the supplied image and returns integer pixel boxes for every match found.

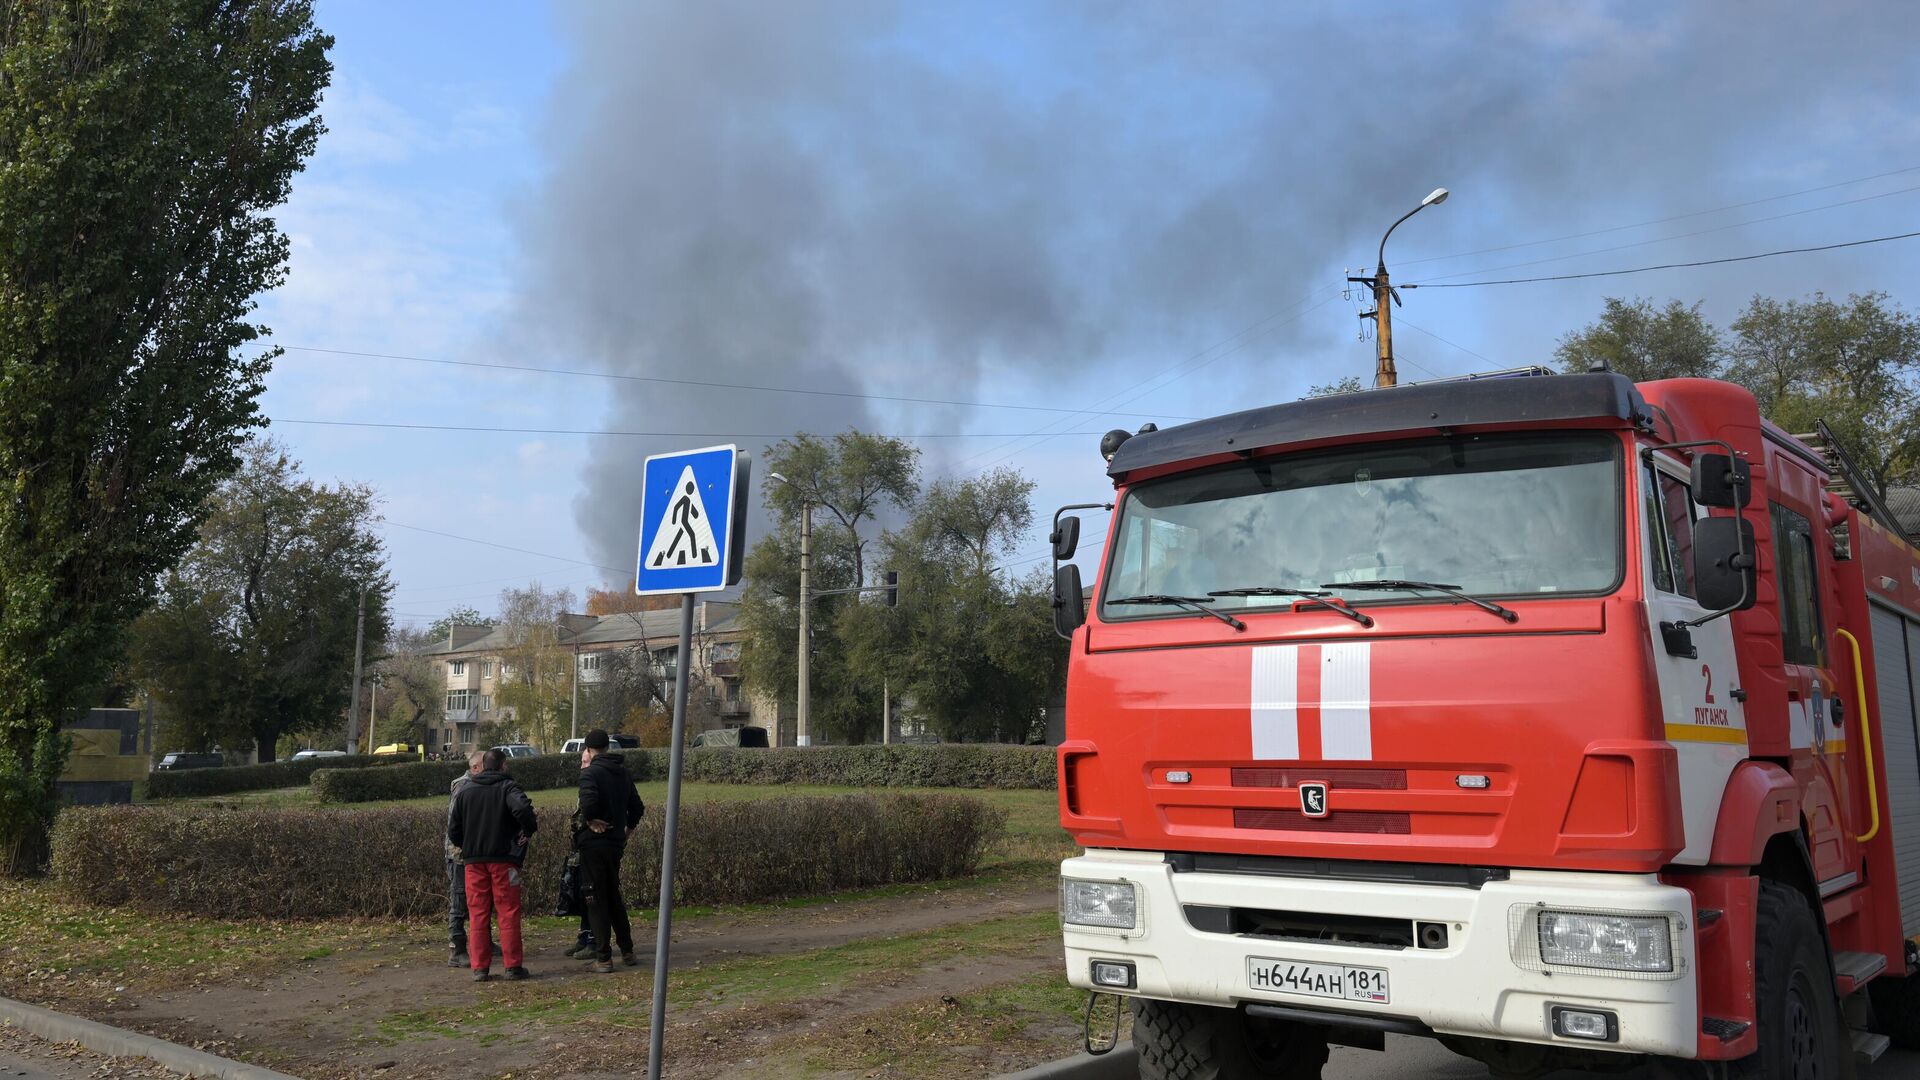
[426,606,492,643]
[861,469,1059,743]
[130,443,389,762]
[1726,292,1920,498]
[491,583,576,750]
[0,2,331,869]
[1303,375,1365,398]
[740,433,917,743]
[760,432,920,589]
[1555,298,1721,381]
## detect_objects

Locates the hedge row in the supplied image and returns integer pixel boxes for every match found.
[311,754,581,803]
[51,793,1005,919]
[663,744,1057,790]
[311,745,1056,804]
[144,754,394,800]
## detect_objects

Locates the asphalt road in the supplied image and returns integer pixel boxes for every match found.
[1323,1033,1920,1077]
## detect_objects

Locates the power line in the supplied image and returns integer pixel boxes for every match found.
[280,345,1192,421]
[1395,319,1496,366]
[1410,183,1920,286]
[1396,163,1920,269]
[1406,229,1920,289]
[381,520,627,575]
[276,418,1117,439]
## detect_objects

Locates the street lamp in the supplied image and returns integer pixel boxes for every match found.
[767,472,812,747]
[1350,187,1449,389]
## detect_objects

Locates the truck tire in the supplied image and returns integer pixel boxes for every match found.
[1869,969,1920,1049]
[1132,998,1329,1079]
[1729,880,1849,1079]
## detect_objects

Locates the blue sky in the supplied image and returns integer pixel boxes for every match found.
[254,1,1920,630]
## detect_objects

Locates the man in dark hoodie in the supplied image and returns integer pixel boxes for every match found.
[447,748,539,981]
[576,729,644,974]
[444,751,486,968]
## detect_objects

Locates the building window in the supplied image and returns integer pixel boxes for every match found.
[479,694,493,712]
[581,653,602,672]
[447,689,475,713]
[482,661,493,679]
[1771,502,1825,666]
[451,661,467,676]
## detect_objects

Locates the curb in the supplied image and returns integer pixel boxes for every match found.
[996,1045,1138,1079]
[0,996,303,1080]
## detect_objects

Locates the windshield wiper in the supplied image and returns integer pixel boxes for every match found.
[1108,594,1246,631]
[1320,579,1518,623]
[1207,587,1374,628]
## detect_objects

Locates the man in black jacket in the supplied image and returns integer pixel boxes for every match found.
[447,748,539,982]
[576,729,644,973]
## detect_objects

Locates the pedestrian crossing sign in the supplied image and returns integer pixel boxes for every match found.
[634,444,749,595]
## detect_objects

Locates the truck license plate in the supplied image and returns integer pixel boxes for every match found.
[1246,956,1390,1004]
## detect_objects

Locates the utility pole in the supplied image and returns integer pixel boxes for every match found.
[882,678,891,746]
[1349,187,1449,389]
[348,586,365,753]
[368,678,377,754]
[570,636,580,743]
[1371,266,1397,389]
[796,503,811,747]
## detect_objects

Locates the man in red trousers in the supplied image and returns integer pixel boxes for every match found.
[446,747,539,981]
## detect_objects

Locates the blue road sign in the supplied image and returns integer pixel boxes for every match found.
[635,444,748,596]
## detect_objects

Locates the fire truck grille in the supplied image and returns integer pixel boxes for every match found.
[1233,808,1413,835]
[1231,767,1407,790]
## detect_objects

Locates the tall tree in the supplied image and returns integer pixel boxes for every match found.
[856,470,1057,743]
[1555,298,1721,381]
[761,432,920,589]
[492,583,577,750]
[130,442,389,762]
[0,2,331,869]
[1726,292,1920,498]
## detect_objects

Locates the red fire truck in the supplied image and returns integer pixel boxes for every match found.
[1050,369,1920,1077]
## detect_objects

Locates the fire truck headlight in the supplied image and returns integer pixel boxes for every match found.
[1531,910,1673,974]
[1062,879,1138,929]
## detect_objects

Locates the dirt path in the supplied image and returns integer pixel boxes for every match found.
[83,880,1060,1079]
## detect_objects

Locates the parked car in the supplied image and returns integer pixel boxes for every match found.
[290,749,347,761]
[690,727,769,749]
[491,743,541,759]
[561,735,640,754]
[155,751,224,770]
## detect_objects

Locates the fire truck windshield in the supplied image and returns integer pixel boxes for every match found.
[1099,432,1623,618]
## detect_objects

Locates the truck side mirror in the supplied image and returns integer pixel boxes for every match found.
[1053,564,1086,639]
[1691,453,1751,509]
[1694,516,1757,612]
[1051,516,1081,561]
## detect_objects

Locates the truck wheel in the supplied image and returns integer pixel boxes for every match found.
[1132,998,1329,1079]
[1869,969,1920,1049]
[1729,880,1848,1079]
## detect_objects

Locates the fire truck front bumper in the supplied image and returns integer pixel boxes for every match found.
[1061,850,1700,1059]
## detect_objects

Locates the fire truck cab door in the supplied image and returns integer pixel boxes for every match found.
[1642,453,1748,865]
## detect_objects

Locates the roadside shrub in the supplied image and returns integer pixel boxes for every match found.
[311,754,583,803]
[50,793,1005,919]
[631,744,1055,790]
[144,755,390,800]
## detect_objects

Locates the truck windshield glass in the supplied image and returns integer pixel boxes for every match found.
[1100,433,1622,617]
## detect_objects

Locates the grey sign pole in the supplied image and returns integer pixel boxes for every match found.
[645,592,696,1080]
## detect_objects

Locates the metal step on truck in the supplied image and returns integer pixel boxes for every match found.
[1048,368,1920,1078]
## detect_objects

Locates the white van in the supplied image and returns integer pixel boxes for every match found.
[561,734,640,755]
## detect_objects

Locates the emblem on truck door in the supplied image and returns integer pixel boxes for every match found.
[1300,782,1330,818]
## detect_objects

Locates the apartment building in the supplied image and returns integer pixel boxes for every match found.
[424,600,774,755]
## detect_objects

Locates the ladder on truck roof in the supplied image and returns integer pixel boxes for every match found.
[1793,420,1906,539]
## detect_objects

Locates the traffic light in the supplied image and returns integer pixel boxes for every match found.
[884,570,899,607]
